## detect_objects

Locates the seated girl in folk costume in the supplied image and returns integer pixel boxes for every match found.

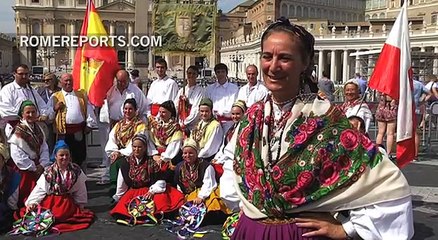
[190,98,224,162]
[16,140,94,233]
[148,100,184,171]
[174,138,230,215]
[104,98,150,185]
[110,133,184,223]
[7,100,51,209]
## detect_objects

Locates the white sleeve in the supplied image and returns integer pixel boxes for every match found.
[105,127,119,157]
[33,89,50,117]
[10,143,37,171]
[236,87,246,102]
[39,141,51,168]
[170,81,179,105]
[25,174,48,206]
[113,169,129,202]
[47,96,56,120]
[160,139,182,162]
[339,196,414,240]
[149,180,167,194]
[70,171,88,207]
[198,125,223,158]
[198,165,217,199]
[184,88,205,126]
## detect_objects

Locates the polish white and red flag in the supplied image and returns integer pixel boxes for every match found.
[368,1,415,168]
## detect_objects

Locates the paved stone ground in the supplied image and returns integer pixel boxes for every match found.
[2,154,438,240]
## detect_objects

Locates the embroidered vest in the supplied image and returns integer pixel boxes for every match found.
[175,161,210,194]
[52,90,87,134]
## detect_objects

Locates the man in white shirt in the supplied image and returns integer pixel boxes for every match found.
[237,65,268,107]
[97,69,148,185]
[48,73,97,167]
[0,64,50,135]
[147,58,179,116]
[174,65,205,134]
[205,63,239,132]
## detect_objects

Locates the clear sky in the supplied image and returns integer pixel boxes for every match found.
[0,0,244,34]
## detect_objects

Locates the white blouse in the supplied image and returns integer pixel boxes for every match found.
[197,165,217,199]
[197,121,224,159]
[25,170,88,208]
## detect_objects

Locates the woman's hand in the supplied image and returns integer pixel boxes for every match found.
[144,191,154,199]
[295,213,348,240]
[26,203,38,213]
[153,155,162,166]
[110,152,121,164]
[193,197,204,205]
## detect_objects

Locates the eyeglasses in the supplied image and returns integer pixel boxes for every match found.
[16,72,29,76]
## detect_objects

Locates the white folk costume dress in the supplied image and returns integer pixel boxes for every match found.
[224,95,413,240]
[174,85,205,132]
[147,76,179,116]
[340,99,373,133]
[237,81,269,107]
[18,163,94,233]
[105,116,150,183]
[8,120,51,209]
[174,160,230,214]
[190,118,224,161]
[205,81,239,133]
[148,116,184,168]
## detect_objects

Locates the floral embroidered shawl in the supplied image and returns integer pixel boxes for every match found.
[233,98,383,218]
[114,116,144,148]
[148,116,181,147]
[13,122,45,159]
[44,162,82,195]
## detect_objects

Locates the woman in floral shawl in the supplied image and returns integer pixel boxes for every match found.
[15,140,94,232]
[222,18,413,240]
[174,138,230,214]
[103,98,150,185]
[7,100,51,209]
[110,133,184,223]
[190,98,224,162]
[148,100,183,171]
[339,80,373,133]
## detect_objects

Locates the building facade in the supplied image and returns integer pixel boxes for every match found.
[14,0,218,78]
[0,34,16,74]
[220,0,438,82]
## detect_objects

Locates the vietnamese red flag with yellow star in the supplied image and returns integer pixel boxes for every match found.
[72,0,119,107]
[368,1,415,168]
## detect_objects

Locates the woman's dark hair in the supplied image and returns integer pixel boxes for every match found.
[124,98,138,110]
[160,100,177,119]
[261,17,318,93]
[187,65,199,75]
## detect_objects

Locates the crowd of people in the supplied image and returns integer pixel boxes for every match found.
[0,17,418,239]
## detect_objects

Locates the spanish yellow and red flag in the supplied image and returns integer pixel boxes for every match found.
[72,0,119,107]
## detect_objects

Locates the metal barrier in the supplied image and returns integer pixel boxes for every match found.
[426,102,438,153]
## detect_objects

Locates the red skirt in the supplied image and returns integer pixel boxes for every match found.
[16,169,39,209]
[14,195,95,233]
[110,186,184,219]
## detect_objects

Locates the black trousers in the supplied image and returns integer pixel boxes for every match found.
[57,132,87,166]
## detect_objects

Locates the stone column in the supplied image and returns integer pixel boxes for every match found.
[342,49,349,83]
[434,47,438,75]
[355,50,361,74]
[110,21,115,36]
[368,54,375,77]
[318,50,325,79]
[330,50,336,82]
[127,22,134,69]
